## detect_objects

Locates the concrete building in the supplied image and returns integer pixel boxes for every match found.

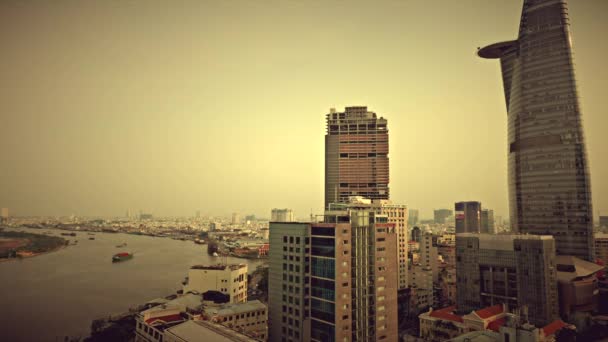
[480,209,495,234]
[164,320,258,342]
[324,106,389,208]
[478,0,594,261]
[270,209,295,223]
[455,202,481,234]
[268,222,310,342]
[434,209,453,224]
[332,196,409,289]
[456,234,559,326]
[600,216,608,229]
[203,300,268,341]
[232,213,241,225]
[323,206,399,342]
[555,255,603,320]
[420,232,439,283]
[182,264,248,303]
[408,209,419,226]
[210,222,222,231]
[0,208,7,224]
[596,233,608,264]
[411,226,421,243]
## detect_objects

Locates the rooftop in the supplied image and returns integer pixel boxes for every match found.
[474,304,504,320]
[191,264,246,271]
[204,300,266,317]
[428,306,464,323]
[165,320,258,342]
[555,255,603,282]
[542,320,570,337]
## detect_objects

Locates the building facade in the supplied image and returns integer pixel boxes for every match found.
[478,0,594,261]
[271,209,295,223]
[268,222,310,342]
[325,106,389,208]
[182,264,248,303]
[204,300,268,341]
[434,209,453,224]
[481,209,495,234]
[455,202,481,234]
[456,234,559,326]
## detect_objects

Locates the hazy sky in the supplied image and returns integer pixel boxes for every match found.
[1,0,607,220]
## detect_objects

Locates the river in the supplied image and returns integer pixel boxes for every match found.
[0,227,266,341]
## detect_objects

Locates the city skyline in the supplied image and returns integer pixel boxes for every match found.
[1,1,607,220]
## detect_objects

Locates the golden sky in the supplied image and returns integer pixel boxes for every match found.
[1,0,607,220]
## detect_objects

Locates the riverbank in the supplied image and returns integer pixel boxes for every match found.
[0,231,67,262]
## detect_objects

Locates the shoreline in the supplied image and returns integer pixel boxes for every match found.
[0,244,68,263]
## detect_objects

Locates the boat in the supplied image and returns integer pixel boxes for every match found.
[89,237,95,240]
[212,252,219,257]
[112,252,133,263]
[116,243,127,248]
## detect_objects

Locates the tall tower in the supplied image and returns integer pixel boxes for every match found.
[455,201,481,234]
[325,106,389,208]
[478,0,594,260]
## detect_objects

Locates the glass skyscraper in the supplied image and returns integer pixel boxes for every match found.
[478,0,594,260]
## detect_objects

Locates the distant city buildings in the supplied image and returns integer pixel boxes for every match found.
[434,209,453,224]
[479,0,594,261]
[0,208,8,224]
[324,106,389,208]
[408,209,419,226]
[456,233,559,326]
[182,264,248,304]
[480,209,495,234]
[600,216,608,229]
[210,222,222,232]
[270,208,294,222]
[455,201,481,234]
[231,213,241,225]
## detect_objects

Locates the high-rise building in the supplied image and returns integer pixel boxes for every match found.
[269,206,399,342]
[455,202,481,234]
[600,216,608,229]
[323,206,398,342]
[595,233,608,264]
[480,209,495,234]
[434,209,453,224]
[408,209,419,226]
[270,208,295,222]
[411,226,421,242]
[0,208,8,223]
[231,213,241,225]
[456,233,559,326]
[268,222,310,342]
[478,0,594,261]
[325,106,389,208]
[330,196,408,289]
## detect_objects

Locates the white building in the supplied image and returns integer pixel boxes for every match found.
[183,264,248,303]
[204,300,268,341]
[270,208,294,222]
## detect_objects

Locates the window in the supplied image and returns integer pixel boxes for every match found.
[283,236,288,243]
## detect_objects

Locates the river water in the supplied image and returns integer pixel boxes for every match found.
[0,227,265,341]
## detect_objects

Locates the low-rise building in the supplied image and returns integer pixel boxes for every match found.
[164,320,258,342]
[203,300,268,341]
[183,264,248,303]
[555,255,603,320]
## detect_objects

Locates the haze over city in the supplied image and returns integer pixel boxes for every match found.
[1,0,607,219]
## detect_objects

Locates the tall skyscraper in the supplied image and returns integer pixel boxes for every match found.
[269,206,399,342]
[456,233,559,326]
[480,209,495,234]
[408,209,419,226]
[271,208,295,222]
[454,201,481,234]
[478,0,594,261]
[325,106,389,208]
[434,209,453,224]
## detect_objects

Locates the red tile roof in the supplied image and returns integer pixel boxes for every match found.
[145,314,184,325]
[542,320,569,336]
[487,317,506,332]
[429,306,464,323]
[475,304,504,319]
